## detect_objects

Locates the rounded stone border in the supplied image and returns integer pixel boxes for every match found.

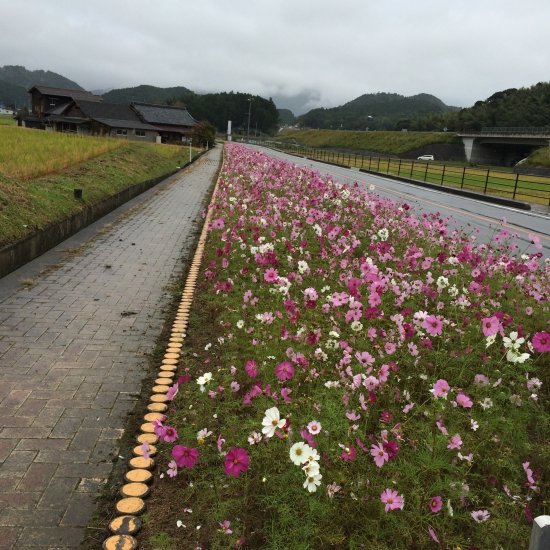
[105,147,224,546]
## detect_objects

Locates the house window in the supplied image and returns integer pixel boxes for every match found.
[49,98,58,106]
[116,129,128,136]
[135,130,146,137]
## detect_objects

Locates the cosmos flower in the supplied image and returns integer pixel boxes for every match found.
[261,407,286,438]
[380,489,403,512]
[224,447,250,477]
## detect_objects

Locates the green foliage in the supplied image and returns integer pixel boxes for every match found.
[102,84,194,105]
[297,92,459,131]
[192,121,217,147]
[149,532,177,550]
[408,82,550,131]
[0,80,28,110]
[522,146,550,168]
[180,91,279,135]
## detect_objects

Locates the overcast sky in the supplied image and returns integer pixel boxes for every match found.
[1,0,549,114]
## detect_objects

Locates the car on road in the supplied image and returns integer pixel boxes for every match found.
[417,154,434,161]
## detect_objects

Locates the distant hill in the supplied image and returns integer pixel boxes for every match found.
[298,92,459,131]
[0,65,84,91]
[102,85,194,105]
[278,108,297,126]
[0,80,28,109]
[406,82,550,132]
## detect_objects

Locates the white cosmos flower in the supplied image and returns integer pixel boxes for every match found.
[298,260,309,274]
[302,460,320,477]
[289,442,311,465]
[304,447,320,464]
[261,407,285,438]
[350,321,363,332]
[506,350,530,364]
[486,334,496,348]
[303,473,323,492]
[236,320,244,328]
[480,398,493,410]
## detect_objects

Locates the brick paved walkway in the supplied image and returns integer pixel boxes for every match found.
[0,148,220,549]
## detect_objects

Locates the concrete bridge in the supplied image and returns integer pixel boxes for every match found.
[457,128,550,166]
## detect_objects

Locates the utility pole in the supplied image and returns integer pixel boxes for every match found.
[247,98,251,142]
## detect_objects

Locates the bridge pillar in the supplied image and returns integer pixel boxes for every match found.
[462,137,476,162]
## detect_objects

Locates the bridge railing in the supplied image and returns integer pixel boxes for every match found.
[261,141,550,206]
[481,126,550,134]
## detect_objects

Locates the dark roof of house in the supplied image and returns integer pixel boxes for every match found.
[153,124,193,134]
[45,102,73,115]
[93,118,159,131]
[28,86,103,102]
[75,100,143,122]
[132,102,196,127]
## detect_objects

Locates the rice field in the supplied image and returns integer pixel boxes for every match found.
[0,125,125,181]
[269,142,550,206]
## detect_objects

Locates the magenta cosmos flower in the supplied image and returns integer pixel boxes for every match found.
[275,361,294,380]
[429,496,442,513]
[432,379,450,399]
[532,332,550,352]
[161,426,178,443]
[264,268,279,283]
[245,360,258,378]
[341,446,356,461]
[380,488,403,512]
[172,446,199,469]
[224,447,250,477]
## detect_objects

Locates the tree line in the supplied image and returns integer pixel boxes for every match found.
[399,82,550,132]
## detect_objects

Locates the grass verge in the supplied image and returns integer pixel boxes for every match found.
[275,128,460,156]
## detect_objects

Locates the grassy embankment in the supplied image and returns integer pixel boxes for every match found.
[275,128,460,155]
[0,126,200,248]
[523,146,550,168]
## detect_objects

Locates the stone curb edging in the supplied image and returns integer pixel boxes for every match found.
[102,148,223,550]
[267,148,532,211]
[0,149,209,280]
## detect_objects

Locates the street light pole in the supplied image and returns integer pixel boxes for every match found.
[189,135,192,163]
[247,98,251,142]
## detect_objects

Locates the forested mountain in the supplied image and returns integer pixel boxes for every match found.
[298,92,459,131]
[0,80,28,109]
[0,65,83,91]
[278,108,297,126]
[102,85,194,105]
[172,91,279,135]
[404,82,550,131]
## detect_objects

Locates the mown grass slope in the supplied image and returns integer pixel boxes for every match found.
[275,128,460,155]
[523,146,550,168]
[0,138,193,248]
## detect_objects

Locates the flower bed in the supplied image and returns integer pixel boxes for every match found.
[144,143,550,549]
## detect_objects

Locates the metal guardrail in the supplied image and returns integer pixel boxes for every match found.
[262,141,550,206]
[481,126,550,134]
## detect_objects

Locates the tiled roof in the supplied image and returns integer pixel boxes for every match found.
[132,102,196,127]
[75,100,143,122]
[29,86,103,102]
[93,118,160,131]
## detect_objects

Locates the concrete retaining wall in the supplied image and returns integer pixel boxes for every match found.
[0,152,206,279]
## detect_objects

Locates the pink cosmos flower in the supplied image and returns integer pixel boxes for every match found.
[341,446,356,461]
[403,403,414,414]
[428,526,439,543]
[384,342,396,354]
[456,392,473,408]
[264,268,279,283]
[161,426,178,443]
[166,460,178,478]
[230,381,240,392]
[532,332,550,352]
[166,383,179,401]
[172,446,199,469]
[217,434,225,453]
[528,233,542,249]
[219,520,232,534]
[275,361,294,380]
[307,420,321,435]
[432,379,450,399]
[355,351,375,367]
[481,316,499,337]
[281,387,292,402]
[429,496,442,513]
[380,411,392,423]
[474,374,490,387]
[245,360,258,378]
[224,447,250,477]
[212,218,225,229]
[422,314,443,336]
[370,443,389,467]
[447,434,462,450]
[407,342,419,356]
[346,411,361,421]
[141,442,150,460]
[471,509,490,523]
[380,488,403,512]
